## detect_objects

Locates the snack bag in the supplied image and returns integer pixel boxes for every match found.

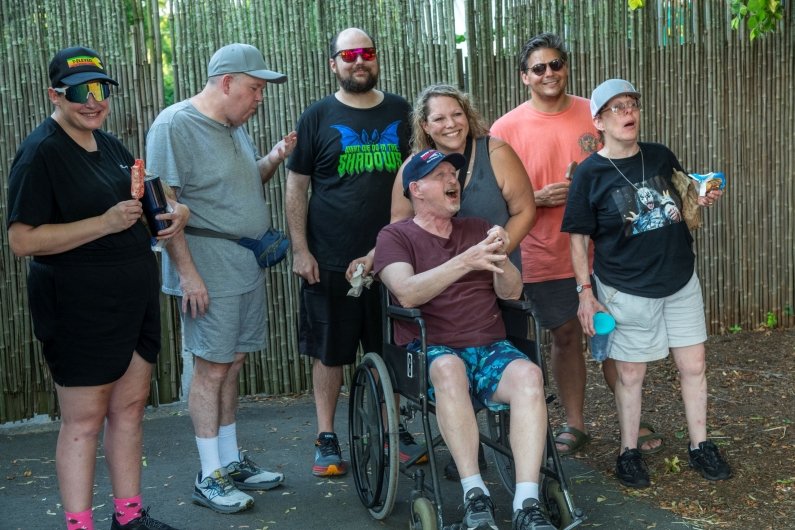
[131,159,145,199]
[688,171,726,197]
[672,170,701,230]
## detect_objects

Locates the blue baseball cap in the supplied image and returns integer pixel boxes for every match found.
[403,149,466,196]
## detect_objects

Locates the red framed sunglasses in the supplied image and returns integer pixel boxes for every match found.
[332,47,377,63]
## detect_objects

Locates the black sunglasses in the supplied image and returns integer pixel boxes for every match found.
[527,58,566,76]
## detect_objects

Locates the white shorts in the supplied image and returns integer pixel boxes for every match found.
[594,272,707,363]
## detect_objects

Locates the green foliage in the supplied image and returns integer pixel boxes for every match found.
[629,0,784,40]
[159,0,174,106]
[784,304,794,317]
[730,0,784,40]
[664,455,682,473]
[455,34,466,45]
[729,324,742,334]
[765,311,778,329]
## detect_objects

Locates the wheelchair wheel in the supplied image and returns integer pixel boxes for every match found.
[541,475,573,528]
[486,410,515,495]
[409,497,437,530]
[348,352,399,520]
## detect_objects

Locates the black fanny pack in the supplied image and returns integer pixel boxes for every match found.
[184,226,290,268]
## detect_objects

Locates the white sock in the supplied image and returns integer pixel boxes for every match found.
[196,436,222,480]
[218,423,240,467]
[513,482,540,512]
[460,474,489,503]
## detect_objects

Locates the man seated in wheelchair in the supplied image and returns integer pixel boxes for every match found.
[373,149,555,530]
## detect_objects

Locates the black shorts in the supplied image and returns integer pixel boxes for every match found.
[299,269,382,367]
[523,276,596,330]
[27,255,161,386]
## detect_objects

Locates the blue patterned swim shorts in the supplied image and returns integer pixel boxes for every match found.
[409,339,528,412]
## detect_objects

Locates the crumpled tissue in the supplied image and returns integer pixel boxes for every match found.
[347,263,374,297]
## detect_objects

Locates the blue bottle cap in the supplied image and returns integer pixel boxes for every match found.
[593,312,615,334]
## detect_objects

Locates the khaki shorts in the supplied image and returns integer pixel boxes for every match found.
[594,271,707,363]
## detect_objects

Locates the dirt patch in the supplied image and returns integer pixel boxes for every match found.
[546,328,795,530]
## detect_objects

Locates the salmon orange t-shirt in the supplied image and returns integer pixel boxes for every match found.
[491,96,599,283]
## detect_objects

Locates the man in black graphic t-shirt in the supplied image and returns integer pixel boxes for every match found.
[285,27,419,477]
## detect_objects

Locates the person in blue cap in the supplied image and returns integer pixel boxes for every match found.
[374,149,555,530]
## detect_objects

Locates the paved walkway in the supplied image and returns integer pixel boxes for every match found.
[0,394,696,530]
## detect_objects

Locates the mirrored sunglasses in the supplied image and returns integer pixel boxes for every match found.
[528,58,566,76]
[53,81,111,103]
[332,47,377,63]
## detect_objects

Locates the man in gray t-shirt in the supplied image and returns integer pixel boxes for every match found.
[146,43,295,515]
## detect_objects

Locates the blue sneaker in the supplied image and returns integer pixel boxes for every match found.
[312,432,348,477]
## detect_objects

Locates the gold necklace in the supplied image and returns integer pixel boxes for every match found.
[605,147,645,190]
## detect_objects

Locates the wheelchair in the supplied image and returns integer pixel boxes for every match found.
[348,285,585,529]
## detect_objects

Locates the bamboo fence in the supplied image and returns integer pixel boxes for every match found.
[1,0,793,422]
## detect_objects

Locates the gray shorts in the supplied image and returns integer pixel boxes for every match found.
[523,277,585,330]
[180,281,268,363]
[594,272,707,363]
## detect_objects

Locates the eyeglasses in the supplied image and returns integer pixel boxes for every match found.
[527,58,565,76]
[601,100,642,115]
[53,82,111,103]
[332,47,377,63]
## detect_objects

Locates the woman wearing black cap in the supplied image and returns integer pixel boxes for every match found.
[6,46,186,530]
[561,79,730,490]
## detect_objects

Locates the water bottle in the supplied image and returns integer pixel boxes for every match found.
[590,312,615,362]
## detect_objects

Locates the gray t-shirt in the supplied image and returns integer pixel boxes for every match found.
[146,100,269,297]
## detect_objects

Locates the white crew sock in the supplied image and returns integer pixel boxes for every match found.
[218,423,240,467]
[513,481,540,512]
[196,436,222,480]
[461,474,490,504]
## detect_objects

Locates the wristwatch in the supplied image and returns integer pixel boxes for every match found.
[576,283,592,294]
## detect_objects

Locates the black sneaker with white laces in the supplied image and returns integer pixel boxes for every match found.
[110,507,179,530]
[615,448,650,488]
[688,440,732,481]
[512,498,556,530]
[462,487,498,530]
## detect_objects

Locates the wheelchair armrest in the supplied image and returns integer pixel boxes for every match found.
[386,304,422,321]
[497,298,532,313]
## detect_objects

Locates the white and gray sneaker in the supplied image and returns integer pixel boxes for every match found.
[225,453,284,491]
[192,469,254,514]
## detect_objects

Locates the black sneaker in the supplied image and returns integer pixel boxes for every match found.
[616,448,650,488]
[110,508,180,530]
[512,498,556,530]
[462,487,498,530]
[688,440,732,481]
[444,443,488,480]
[397,423,428,464]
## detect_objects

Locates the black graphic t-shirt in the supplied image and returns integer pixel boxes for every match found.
[561,142,695,298]
[287,93,411,271]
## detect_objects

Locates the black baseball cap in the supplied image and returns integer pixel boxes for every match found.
[49,46,119,87]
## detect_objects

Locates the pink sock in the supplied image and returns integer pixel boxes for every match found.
[64,508,93,530]
[113,495,143,526]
